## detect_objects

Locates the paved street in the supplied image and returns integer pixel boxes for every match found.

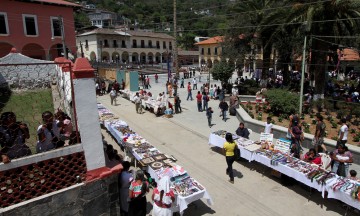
[98,72,358,216]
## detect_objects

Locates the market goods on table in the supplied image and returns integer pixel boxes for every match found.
[97,103,213,214]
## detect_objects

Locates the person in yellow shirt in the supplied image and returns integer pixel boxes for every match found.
[223,133,236,184]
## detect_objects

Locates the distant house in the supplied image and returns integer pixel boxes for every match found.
[195,36,224,68]
[87,10,117,28]
[0,0,80,60]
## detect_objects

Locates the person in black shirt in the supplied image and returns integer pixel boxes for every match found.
[235,122,250,139]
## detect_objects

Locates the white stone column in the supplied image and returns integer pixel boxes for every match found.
[72,58,106,171]
[129,52,132,63]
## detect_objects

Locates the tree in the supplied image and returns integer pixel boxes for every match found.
[281,0,360,97]
[211,60,234,84]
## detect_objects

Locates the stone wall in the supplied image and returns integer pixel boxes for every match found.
[0,174,120,216]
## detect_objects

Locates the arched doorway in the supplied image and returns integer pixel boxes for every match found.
[155,52,161,63]
[49,43,67,60]
[22,43,46,60]
[132,52,139,63]
[207,59,213,68]
[140,52,146,64]
[121,51,129,63]
[200,59,206,66]
[90,52,96,61]
[112,51,120,63]
[101,51,110,62]
[148,52,154,64]
[0,42,13,58]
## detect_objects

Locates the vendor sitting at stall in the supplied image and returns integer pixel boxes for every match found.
[235,122,250,139]
[303,148,322,165]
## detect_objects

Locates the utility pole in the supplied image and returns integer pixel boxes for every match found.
[299,34,307,115]
[58,16,68,59]
[80,41,84,58]
[173,0,179,78]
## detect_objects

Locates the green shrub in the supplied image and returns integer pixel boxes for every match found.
[331,136,338,141]
[331,122,337,128]
[257,115,262,121]
[278,116,283,122]
[264,89,299,116]
[312,119,317,125]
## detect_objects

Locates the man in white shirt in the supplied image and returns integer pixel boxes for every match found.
[263,117,273,134]
[133,92,142,114]
[337,118,348,146]
[192,77,197,90]
[110,88,117,105]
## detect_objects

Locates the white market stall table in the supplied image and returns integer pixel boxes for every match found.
[98,104,214,214]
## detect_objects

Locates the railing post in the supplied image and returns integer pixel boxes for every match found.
[72,58,106,171]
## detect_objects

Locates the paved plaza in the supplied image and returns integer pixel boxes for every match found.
[98,72,359,216]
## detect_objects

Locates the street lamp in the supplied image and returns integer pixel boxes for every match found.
[299,22,309,115]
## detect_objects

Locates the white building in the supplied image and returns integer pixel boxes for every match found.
[76,28,175,64]
[87,10,117,28]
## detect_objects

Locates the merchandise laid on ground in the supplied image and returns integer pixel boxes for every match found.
[120,89,166,115]
[98,103,213,214]
[209,131,360,210]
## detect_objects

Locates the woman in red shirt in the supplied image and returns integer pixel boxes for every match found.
[303,148,322,165]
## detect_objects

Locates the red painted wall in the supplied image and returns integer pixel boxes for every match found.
[0,0,77,60]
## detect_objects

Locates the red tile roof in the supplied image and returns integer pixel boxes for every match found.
[195,36,224,45]
[29,0,80,7]
[341,48,360,61]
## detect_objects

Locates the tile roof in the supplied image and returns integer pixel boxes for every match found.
[77,28,130,36]
[126,30,174,40]
[194,36,223,45]
[77,28,174,40]
[341,48,360,61]
[29,0,80,7]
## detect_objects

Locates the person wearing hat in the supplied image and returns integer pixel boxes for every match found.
[223,133,237,184]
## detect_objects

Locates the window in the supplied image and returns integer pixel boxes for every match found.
[50,17,62,37]
[169,42,172,50]
[104,39,109,47]
[207,48,211,55]
[148,40,152,48]
[141,40,145,48]
[0,12,9,35]
[156,41,160,49]
[133,39,137,48]
[113,40,118,48]
[22,14,38,36]
[201,48,204,55]
[214,47,218,55]
[85,40,88,48]
[122,40,126,48]
[163,41,166,49]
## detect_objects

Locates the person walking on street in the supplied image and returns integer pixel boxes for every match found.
[206,107,213,127]
[110,88,117,106]
[192,77,197,90]
[173,82,178,96]
[155,73,158,83]
[186,82,193,101]
[196,91,202,112]
[224,133,236,184]
[180,78,184,88]
[146,76,151,88]
[202,92,209,111]
[219,100,229,121]
[133,92,142,114]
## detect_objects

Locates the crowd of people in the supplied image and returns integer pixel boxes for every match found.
[0,110,78,164]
